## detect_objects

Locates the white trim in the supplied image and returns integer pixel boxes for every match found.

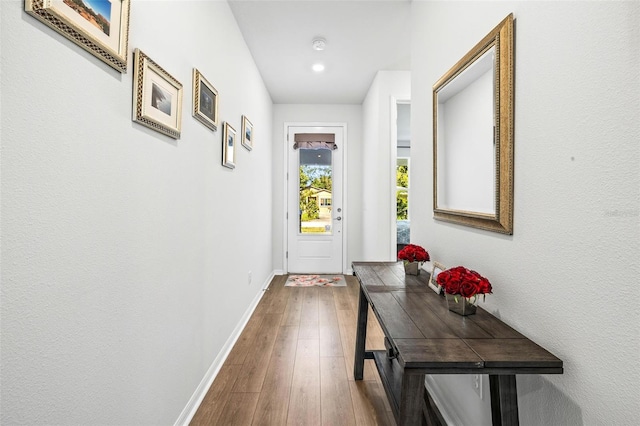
[283,122,349,274]
[174,270,276,426]
[341,124,349,274]
[390,97,399,260]
[425,375,464,426]
[282,123,289,273]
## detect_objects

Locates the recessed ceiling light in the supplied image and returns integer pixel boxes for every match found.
[312,38,326,51]
[312,63,325,73]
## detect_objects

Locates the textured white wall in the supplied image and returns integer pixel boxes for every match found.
[1,0,273,424]
[361,71,411,260]
[271,104,363,272]
[412,1,639,425]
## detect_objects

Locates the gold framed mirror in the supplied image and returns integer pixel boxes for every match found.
[433,14,514,234]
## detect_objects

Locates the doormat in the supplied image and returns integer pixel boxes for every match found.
[285,275,346,287]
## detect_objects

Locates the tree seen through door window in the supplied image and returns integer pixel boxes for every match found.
[397,164,408,220]
[300,164,332,221]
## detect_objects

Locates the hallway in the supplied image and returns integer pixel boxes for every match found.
[191,275,394,425]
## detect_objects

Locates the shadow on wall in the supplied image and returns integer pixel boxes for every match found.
[518,375,583,425]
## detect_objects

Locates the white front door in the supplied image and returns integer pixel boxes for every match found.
[286,125,344,273]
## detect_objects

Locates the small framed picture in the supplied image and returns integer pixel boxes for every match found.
[222,122,236,169]
[132,49,183,139]
[192,69,219,131]
[429,262,446,294]
[241,115,253,150]
[25,0,131,73]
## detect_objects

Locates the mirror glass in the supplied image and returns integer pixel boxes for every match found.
[433,14,514,234]
[436,46,496,214]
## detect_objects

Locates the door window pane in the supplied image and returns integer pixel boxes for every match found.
[397,160,409,220]
[299,148,332,235]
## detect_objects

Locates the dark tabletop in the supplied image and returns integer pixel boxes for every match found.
[353,261,563,374]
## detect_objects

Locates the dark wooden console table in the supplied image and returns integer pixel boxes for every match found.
[353,261,563,426]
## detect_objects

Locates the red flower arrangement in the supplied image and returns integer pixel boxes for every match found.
[398,244,430,263]
[436,266,492,300]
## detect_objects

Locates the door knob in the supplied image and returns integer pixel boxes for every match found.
[335,216,342,221]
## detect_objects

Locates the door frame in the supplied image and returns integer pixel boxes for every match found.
[283,122,348,274]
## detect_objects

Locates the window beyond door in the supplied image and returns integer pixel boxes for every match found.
[299,147,333,235]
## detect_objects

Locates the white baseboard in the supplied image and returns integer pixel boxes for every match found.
[173,270,276,426]
[425,375,464,426]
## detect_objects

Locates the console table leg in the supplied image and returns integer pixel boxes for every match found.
[399,373,425,426]
[353,286,368,380]
[489,375,519,426]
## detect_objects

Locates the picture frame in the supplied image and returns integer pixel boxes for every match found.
[25,0,131,73]
[241,115,254,151]
[222,122,236,169]
[429,262,446,294]
[132,49,183,139]
[192,69,219,131]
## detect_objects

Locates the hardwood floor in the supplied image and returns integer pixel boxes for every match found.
[191,275,395,426]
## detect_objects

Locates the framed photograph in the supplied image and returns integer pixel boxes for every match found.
[222,122,236,169]
[192,69,219,131]
[132,49,183,139]
[241,115,253,151]
[429,262,446,294]
[25,0,131,73]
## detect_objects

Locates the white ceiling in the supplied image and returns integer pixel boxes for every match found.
[228,0,412,104]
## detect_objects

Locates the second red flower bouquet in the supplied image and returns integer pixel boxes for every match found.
[398,244,430,276]
[398,244,430,263]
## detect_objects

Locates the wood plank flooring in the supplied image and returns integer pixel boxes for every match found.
[191,275,395,426]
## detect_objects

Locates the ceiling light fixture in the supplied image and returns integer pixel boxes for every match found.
[312,38,326,51]
[312,63,325,73]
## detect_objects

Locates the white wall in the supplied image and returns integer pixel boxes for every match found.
[412,2,640,425]
[361,71,410,260]
[272,104,363,272]
[1,1,273,424]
